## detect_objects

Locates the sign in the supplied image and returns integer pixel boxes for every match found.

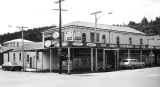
[101,44,107,47]
[65,30,73,41]
[86,43,96,47]
[73,30,82,41]
[53,32,59,39]
[72,42,83,46]
[44,40,52,47]
[44,33,53,40]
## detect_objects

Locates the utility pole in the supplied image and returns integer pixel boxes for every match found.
[54,0,66,74]
[8,25,28,71]
[91,11,102,72]
[17,26,28,71]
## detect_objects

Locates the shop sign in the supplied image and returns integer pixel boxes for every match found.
[110,44,117,48]
[72,42,83,46]
[44,40,52,47]
[65,30,73,41]
[148,46,154,49]
[52,32,59,39]
[141,46,146,49]
[86,43,96,47]
[73,30,82,41]
[101,44,107,47]
[44,33,53,39]
[135,45,140,48]
[120,45,133,48]
[155,46,160,49]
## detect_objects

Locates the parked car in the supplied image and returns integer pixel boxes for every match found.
[120,59,145,69]
[2,62,22,71]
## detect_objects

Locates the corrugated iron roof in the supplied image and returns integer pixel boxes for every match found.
[0,47,18,53]
[12,42,43,52]
[43,21,145,34]
[4,39,35,43]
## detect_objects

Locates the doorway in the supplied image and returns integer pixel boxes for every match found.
[30,57,32,68]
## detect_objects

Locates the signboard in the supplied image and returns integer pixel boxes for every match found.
[73,30,82,41]
[44,40,52,47]
[65,30,73,41]
[86,43,96,47]
[53,32,59,39]
[72,42,83,46]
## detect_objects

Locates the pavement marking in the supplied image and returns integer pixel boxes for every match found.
[148,73,160,77]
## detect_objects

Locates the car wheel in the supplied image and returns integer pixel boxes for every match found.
[132,66,135,69]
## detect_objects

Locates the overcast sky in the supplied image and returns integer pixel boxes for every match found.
[0,0,160,34]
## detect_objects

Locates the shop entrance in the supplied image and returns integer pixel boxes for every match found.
[105,50,116,69]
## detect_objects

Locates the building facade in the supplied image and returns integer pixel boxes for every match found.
[41,21,160,72]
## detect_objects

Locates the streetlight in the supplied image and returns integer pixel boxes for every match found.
[54,0,66,74]
[91,11,113,71]
[8,25,28,71]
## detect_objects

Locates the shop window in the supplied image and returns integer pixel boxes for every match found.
[82,33,86,42]
[90,32,94,42]
[19,53,21,61]
[140,38,143,45]
[27,55,29,62]
[117,36,120,44]
[102,35,106,43]
[129,37,132,44]
[13,53,16,61]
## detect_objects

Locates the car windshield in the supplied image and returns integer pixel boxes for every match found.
[11,62,18,65]
[122,60,128,62]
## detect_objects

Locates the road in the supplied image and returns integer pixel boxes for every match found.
[0,67,160,87]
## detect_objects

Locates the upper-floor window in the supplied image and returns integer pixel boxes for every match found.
[13,53,16,61]
[129,37,132,44]
[117,36,120,44]
[102,35,106,43]
[96,33,99,42]
[140,38,143,45]
[90,32,94,42]
[19,53,21,61]
[27,55,29,62]
[82,33,86,42]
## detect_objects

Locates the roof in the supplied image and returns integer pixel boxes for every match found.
[12,42,43,52]
[0,47,18,53]
[4,39,35,44]
[43,21,145,34]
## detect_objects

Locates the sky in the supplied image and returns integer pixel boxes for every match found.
[0,0,160,35]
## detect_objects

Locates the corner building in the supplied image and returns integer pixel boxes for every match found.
[41,21,160,71]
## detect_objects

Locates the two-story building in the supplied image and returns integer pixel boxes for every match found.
[41,21,160,72]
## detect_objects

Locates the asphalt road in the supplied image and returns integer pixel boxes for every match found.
[0,67,160,87]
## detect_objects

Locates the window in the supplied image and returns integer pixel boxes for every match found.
[117,36,120,44]
[102,35,106,43]
[96,33,99,42]
[13,53,16,61]
[17,43,19,47]
[27,55,29,62]
[37,52,39,60]
[19,53,21,61]
[82,33,86,42]
[90,32,94,42]
[129,37,132,44]
[61,32,64,41]
[140,38,143,45]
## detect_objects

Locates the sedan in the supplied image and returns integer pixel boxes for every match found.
[2,62,22,71]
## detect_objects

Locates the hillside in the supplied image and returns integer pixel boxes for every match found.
[0,26,56,44]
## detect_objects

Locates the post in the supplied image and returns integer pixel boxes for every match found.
[91,48,93,72]
[95,48,98,71]
[140,50,143,62]
[128,49,130,58]
[36,51,38,72]
[117,50,119,69]
[68,47,70,74]
[103,49,105,70]
[22,27,24,71]
[50,49,52,73]
[114,51,116,70]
